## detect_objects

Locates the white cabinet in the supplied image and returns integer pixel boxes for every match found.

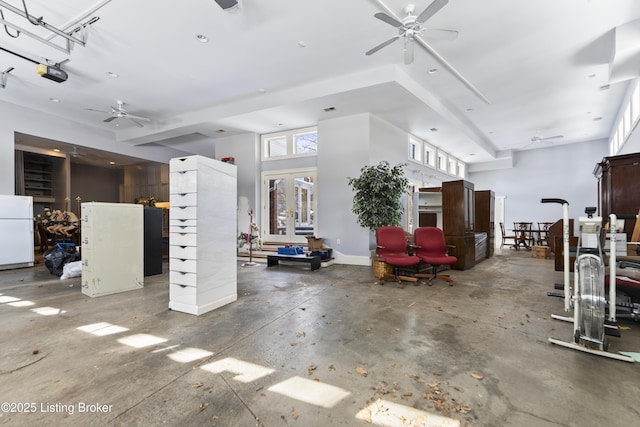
[169,155,237,315]
[0,195,34,270]
[81,202,144,297]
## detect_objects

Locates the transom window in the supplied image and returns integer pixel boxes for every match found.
[262,127,318,160]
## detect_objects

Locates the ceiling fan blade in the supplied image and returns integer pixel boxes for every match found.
[103,116,117,122]
[541,135,564,141]
[85,108,109,113]
[366,35,401,56]
[421,28,458,41]
[404,37,414,64]
[417,0,449,23]
[374,12,403,28]
[414,34,490,104]
[128,118,145,128]
[125,113,151,122]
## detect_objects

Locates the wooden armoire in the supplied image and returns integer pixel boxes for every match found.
[442,180,475,270]
[594,153,640,237]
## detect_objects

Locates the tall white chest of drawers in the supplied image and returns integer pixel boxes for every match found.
[81,202,144,297]
[169,155,237,315]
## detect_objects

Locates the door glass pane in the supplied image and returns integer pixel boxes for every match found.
[268,178,287,235]
[294,176,314,236]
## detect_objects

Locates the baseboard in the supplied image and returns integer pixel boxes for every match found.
[331,250,371,266]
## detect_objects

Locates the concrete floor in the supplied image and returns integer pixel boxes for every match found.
[0,249,639,427]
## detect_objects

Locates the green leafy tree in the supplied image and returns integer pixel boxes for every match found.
[347,161,408,232]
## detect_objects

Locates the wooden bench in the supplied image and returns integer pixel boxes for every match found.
[267,254,321,271]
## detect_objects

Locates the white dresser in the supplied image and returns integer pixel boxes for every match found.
[81,202,144,297]
[169,155,237,315]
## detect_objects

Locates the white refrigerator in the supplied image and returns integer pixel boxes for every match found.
[0,195,34,270]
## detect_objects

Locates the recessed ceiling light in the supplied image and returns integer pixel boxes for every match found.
[215,129,226,133]
[323,106,336,112]
[465,108,473,113]
[53,148,60,152]
[430,127,438,132]
[297,41,307,48]
[106,71,119,78]
[49,97,60,103]
[196,34,209,43]
[258,88,266,93]
[469,153,476,156]
[428,68,438,74]
[593,117,603,121]
[109,161,115,165]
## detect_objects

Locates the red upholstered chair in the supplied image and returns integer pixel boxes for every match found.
[375,226,420,285]
[413,227,457,286]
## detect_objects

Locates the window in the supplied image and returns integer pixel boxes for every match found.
[262,127,318,160]
[294,131,318,154]
[424,144,436,168]
[437,152,447,172]
[408,137,422,162]
[448,157,457,175]
[457,162,465,178]
[265,136,287,158]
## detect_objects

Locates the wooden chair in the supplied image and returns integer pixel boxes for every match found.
[375,226,420,286]
[499,222,517,248]
[513,222,534,249]
[413,227,457,285]
[537,222,553,246]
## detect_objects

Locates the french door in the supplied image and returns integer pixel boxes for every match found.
[261,168,317,244]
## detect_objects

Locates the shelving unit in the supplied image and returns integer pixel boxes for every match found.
[23,152,54,200]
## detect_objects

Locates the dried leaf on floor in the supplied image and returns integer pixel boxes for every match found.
[307,364,317,375]
[198,403,208,412]
[296,331,306,337]
[401,392,413,400]
[432,371,442,376]
[470,373,484,380]
[453,386,464,393]
[290,342,298,346]
[291,409,299,420]
[192,382,203,388]
[328,364,336,371]
[356,366,368,377]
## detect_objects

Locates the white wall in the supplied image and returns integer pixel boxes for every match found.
[470,139,608,232]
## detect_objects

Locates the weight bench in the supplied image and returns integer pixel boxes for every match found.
[267,254,321,271]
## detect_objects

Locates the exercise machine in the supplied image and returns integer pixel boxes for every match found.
[540,199,634,362]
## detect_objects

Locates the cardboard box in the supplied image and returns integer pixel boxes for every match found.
[532,245,550,259]
[306,236,324,251]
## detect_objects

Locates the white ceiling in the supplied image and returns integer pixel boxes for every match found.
[1,0,640,165]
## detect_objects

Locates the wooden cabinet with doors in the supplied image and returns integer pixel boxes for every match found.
[475,190,495,258]
[442,179,475,270]
[594,153,640,238]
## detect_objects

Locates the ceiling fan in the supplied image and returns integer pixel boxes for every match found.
[69,147,83,158]
[522,134,564,149]
[366,0,489,104]
[87,100,151,127]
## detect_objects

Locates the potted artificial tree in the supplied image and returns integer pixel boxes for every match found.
[348,161,410,279]
[347,160,409,232]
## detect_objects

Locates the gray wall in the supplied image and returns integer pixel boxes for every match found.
[317,113,371,260]
[469,139,608,231]
[71,163,123,204]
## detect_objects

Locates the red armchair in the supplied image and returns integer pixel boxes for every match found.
[375,226,420,285]
[414,226,457,285]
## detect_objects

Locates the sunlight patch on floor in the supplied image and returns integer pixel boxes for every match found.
[76,322,129,336]
[201,357,275,383]
[355,399,461,427]
[268,376,351,408]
